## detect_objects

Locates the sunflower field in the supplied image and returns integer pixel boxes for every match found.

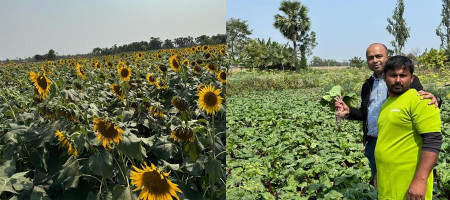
[0,44,227,199]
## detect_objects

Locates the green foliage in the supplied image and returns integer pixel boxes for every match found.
[240,38,294,70]
[386,0,410,55]
[274,0,317,71]
[320,85,358,112]
[349,57,365,68]
[418,48,449,70]
[226,18,252,55]
[227,69,450,199]
[436,0,450,54]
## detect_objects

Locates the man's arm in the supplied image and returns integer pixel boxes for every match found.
[407,132,442,200]
[407,151,439,200]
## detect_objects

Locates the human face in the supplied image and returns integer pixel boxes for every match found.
[366,44,389,78]
[383,67,413,97]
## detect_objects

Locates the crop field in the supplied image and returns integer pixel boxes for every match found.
[226,69,450,199]
[0,44,226,199]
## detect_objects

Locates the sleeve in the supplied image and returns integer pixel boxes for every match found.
[347,83,366,121]
[420,132,443,153]
[411,75,424,91]
[412,96,441,134]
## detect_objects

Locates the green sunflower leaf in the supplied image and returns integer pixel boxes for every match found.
[89,151,113,179]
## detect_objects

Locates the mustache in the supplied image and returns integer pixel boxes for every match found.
[391,83,403,87]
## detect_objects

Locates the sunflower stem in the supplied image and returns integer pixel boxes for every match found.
[114,151,129,187]
[211,114,216,158]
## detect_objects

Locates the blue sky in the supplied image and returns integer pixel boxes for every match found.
[227,0,444,61]
[0,0,225,60]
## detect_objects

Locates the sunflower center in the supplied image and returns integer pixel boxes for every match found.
[121,68,129,77]
[97,121,119,139]
[219,72,226,80]
[159,65,167,72]
[203,92,218,106]
[142,171,170,194]
[148,76,156,82]
[37,76,48,90]
[172,60,180,69]
[113,85,123,95]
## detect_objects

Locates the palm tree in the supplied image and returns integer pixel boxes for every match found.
[274,0,313,71]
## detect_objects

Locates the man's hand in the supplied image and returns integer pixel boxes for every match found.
[407,178,427,200]
[418,90,438,108]
[334,100,349,119]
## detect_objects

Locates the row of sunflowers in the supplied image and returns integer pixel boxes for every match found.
[0,44,227,199]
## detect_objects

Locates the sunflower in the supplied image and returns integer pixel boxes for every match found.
[110,84,125,101]
[198,85,223,115]
[169,55,181,72]
[171,96,189,112]
[130,162,182,200]
[29,71,52,99]
[76,63,87,79]
[170,127,195,143]
[41,106,55,119]
[204,52,211,60]
[202,45,210,51]
[182,58,190,68]
[217,70,226,83]
[93,118,124,149]
[118,66,131,82]
[55,130,78,157]
[156,78,168,90]
[192,65,202,74]
[148,106,165,117]
[206,63,218,72]
[146,73,158,85]
[136,52,144,60]
[197,83,206,93]
[157,65,168,74]
[117,61,126,71]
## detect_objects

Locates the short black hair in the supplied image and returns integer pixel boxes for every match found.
[383,55,414,74]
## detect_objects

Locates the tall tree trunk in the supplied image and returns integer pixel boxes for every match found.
[293,40,298,72]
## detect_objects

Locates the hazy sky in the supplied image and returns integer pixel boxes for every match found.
[227,0,445,61]
[0,0,226,60]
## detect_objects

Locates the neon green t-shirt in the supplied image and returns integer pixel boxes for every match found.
[375,89,441,200]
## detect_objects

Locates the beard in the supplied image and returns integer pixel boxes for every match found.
[389,83,408,95]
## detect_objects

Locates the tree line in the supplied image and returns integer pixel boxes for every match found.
[29,34,225,62]
[91,34,226,56]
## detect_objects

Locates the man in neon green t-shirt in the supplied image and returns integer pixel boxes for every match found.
[376,56,442,200]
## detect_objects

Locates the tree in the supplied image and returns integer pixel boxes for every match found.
[436,0,450,55]
[386,0,410,55]
[349,57,365,68]
[226,18,252,54]
[195,35,209,45]
[149,37,162,50]
[163,39,174,49]
[34,54,44,61]
[274,0,316,71]
[92,47,102,56]
[47,49,56,60]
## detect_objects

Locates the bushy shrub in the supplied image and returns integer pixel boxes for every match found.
[418,48,449,70]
